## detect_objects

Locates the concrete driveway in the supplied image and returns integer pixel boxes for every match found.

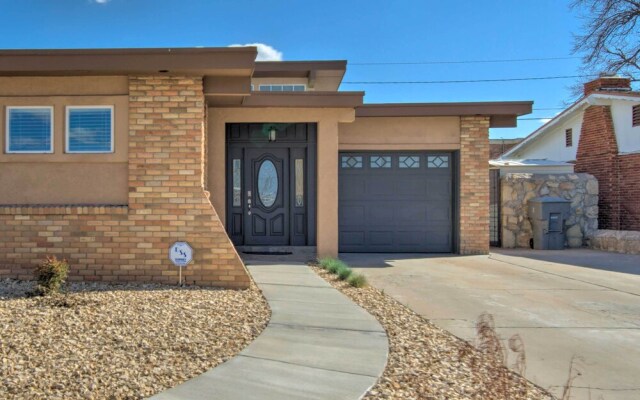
[341,249,640,400]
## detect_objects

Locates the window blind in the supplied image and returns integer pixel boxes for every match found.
[67,107,113,153]
[7,107,53,153]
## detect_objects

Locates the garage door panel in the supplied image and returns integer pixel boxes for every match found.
[339,152,454,253]
[339,176,365,200]
[339,231,365,246]
[369,231,394,245]
[339,204,365,225]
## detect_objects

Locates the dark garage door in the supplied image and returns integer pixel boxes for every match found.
[339,152,454,253]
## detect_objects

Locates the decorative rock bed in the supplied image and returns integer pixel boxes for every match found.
[0,280,269,399]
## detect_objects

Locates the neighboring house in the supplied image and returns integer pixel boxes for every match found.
[489,138,523,159]
[0,47,531,287]
[501,75,640,231]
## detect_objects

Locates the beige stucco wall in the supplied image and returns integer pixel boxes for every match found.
[207,107,355,257]
[338,116,461,150]
[0,77,128,205]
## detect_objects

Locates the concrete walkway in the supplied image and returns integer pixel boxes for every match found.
[151,263,388,400]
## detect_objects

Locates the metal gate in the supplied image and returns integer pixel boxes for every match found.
[489,168,501,247]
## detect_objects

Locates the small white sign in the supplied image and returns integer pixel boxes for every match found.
[169,242,193,267]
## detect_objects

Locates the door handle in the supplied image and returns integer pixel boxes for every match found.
[247,191,252,215]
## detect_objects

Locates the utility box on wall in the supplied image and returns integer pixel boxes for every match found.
[527,197,571,250]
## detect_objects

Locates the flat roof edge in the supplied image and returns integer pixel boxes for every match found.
[357,101,533,117]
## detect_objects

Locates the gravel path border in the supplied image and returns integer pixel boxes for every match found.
[311,267,554,400]
[0,279,269,399]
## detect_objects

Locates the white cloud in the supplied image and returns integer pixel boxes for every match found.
[229,43,283,61]
[540,118,552,124]
[92,0,111,4]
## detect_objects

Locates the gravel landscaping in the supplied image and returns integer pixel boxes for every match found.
[0,279,269,400]
[312,266,554,400]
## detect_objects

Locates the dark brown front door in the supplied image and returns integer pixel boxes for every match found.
[244,148,289,245]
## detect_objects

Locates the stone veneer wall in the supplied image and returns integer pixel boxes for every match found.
[459,116,490,254]
[0,76,249,288]
[501,173,598,248]
[590,230,640,255]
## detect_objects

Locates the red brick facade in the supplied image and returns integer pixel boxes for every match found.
[459,116,491,254]
[0,76,249,288]
[575,104,640,231]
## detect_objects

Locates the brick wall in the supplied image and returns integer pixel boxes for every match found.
[618,153,640,230]
[0,76,249,288]
[575,105,640,231]
[459,116,490,254]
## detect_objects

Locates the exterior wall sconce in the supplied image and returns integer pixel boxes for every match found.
[268,127,277,142]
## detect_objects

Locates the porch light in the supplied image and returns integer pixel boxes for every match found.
[268,127,277,142]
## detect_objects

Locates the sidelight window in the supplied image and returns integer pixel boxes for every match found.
[232,159,242,207]
[295,159,304,207]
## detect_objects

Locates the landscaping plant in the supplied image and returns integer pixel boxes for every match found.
[35,256,69,296]
[317,257,367,287]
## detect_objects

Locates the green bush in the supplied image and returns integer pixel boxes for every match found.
[35,256,69,296]
[319,258,349,274]
[337,266,353,280]
[347,273,367,288]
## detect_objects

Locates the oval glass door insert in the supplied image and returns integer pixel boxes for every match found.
[258,160,278,207]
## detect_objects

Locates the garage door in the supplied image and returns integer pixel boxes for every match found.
[339,152,454,252]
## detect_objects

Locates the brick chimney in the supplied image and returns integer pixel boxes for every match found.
[584,74,631,96]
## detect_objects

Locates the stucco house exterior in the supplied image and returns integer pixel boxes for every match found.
[501,75,640,231]
[0,47,532,288]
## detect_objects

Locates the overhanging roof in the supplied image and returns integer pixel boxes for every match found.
[356,101,533,128]
[253,60,347,78]
[234,91,364,108]
[0,47,257,76]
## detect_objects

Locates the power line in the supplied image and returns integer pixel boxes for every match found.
[350,56,581,66]
[343,74,596,85]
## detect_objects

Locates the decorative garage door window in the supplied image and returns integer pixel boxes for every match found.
[427,155,449,168]
[370,155,391,168]
[258,160,278,207]
[399,155,420,168]
[341,155,363,168]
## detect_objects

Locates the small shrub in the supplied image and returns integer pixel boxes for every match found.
[35,256,69,296]
[347,273,367,288]
[319,258,349,274]
[337,266,352,280]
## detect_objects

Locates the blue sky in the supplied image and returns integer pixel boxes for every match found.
[0,0,593,138]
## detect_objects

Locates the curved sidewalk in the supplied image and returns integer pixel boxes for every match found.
[151,262,388,400]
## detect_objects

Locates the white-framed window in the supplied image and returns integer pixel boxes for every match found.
[258,84,306,92]
[65,106,114,153]
[5,106,54,154]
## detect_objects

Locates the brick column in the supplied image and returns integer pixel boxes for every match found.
[128,76,249,288]
[575,105,620,230]
[459,116,490,254]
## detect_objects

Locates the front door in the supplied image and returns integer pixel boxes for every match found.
[244,148,289,245]
[226,123,317,247]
